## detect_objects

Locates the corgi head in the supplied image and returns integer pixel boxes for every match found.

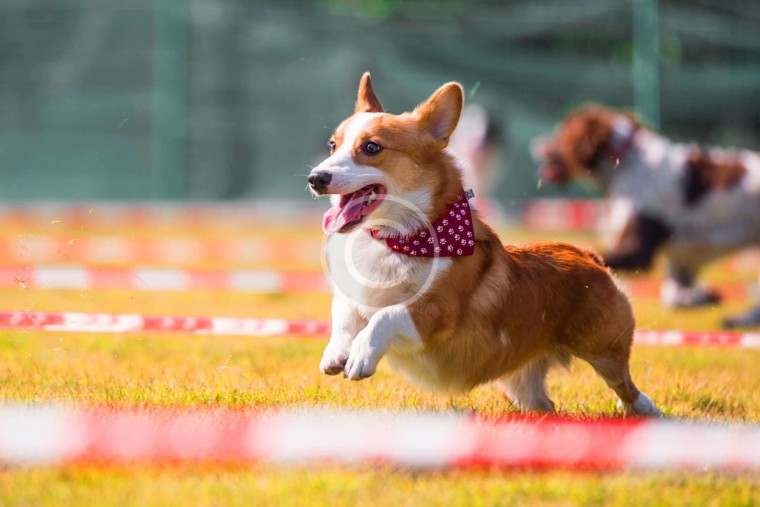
[309,73,465,236]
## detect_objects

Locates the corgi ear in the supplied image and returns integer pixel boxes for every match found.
[355,72,384,113]
[414,82,464,146]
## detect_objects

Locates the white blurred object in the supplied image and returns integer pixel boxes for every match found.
[448,105,505,220]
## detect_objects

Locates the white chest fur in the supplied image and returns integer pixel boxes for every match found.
[325,230,452,320]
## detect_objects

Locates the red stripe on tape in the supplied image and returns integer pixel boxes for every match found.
[0,265,330,293]
[522,199,603,231]
[453,416,646,470]
[0,264,752,301]
[0,309,755,347]
[0,310,330,337]
[1,406,759,470]
[0,204,316,231]
[0,236,323,267]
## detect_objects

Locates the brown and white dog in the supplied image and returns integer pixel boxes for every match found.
[307,74,660,415]
[537,105,760,328]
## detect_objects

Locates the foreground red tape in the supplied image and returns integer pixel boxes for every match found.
[0,405,758,470]
[0,310,758,348]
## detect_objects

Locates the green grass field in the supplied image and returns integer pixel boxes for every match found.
[0,223,758,506]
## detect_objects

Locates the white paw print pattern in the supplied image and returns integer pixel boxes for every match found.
[375,191,476,258]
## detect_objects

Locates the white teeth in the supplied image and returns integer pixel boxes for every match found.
[368,191,376,204]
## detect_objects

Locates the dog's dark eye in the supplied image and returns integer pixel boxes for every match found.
[327,140,336,153]
[362,141,382,155]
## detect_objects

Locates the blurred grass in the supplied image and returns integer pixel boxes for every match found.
[2,466,757,507]
[1,326,759,422]
[0,223,757,506]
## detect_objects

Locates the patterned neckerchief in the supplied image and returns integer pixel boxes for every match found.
[368,191,475,257]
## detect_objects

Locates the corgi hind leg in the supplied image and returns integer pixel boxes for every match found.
[496,352,568,412]
[585,352,661,417]
[572,289,662,416]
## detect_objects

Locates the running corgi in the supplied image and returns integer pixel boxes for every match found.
[307,73,660,415]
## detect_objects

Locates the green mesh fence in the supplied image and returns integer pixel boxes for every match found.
[1,0,758,211]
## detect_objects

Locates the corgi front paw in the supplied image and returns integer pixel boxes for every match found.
[320,348,349,375]
[344,336,381,380]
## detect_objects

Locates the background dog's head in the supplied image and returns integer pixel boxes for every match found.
[534,105,641,185]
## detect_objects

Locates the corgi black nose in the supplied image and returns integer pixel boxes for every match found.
[308,171,332,193]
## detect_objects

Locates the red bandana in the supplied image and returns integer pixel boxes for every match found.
[369,192,475,257]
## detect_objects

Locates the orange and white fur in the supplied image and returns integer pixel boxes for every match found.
[307,73,660,415]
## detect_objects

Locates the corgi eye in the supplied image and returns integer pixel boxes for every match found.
[362,141,382,155]
[327,140,336,153]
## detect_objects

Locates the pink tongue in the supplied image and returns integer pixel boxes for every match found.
[322,189,370,234]
[543,163,569,183]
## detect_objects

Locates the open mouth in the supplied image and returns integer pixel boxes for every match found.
[542,161,570,184]
[322,184,387,234]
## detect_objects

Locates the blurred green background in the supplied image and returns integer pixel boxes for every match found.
[1,0,759,211]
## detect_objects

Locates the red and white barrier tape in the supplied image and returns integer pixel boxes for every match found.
[620,277,755,301]
[522,199,603,232]
[0,202,316,230]
[2,200,598,232]
[0,235,322,267]
[0,265,329,293]
[0,310,330,337]
[0,201,580,232]
[0,406,758,470]
[1,264,754,300]
[634,329,760,349]
[0,309,758,348]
